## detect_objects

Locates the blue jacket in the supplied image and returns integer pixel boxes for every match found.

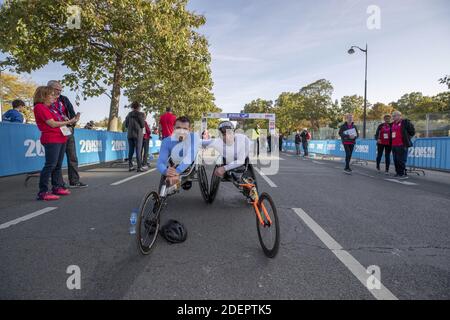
[157,133,200,175]
[2,109,24,123]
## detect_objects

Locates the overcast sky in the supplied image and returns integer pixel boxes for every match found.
[2,0,449,123]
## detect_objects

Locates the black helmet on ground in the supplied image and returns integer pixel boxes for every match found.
[160,219,187,243]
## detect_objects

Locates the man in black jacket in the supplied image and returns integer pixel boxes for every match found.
[294,130,302,155]
[125,102,146,172]
[391,111,415,178]
[48,80,88,188]
[299,128,310,157]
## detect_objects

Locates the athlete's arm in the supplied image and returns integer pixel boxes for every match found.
[157,138,171,175]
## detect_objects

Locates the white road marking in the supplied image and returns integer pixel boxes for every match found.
[111,168,156,186]
[384,179,418,186]
[254,167,277,188]
[87,168,132,172]
[0,207,58,230]
[292,208,398,300]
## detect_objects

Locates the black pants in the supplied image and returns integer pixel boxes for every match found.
[392,146,408,176]
[302,141,309,156]
[256,138,260,156]
[344,144,355,169]
[128,138,142,169]
[66,134,80,184]
[295,143,301,155]
[376,144,392,171]
[39,143,66,193]
[142,138,150,166]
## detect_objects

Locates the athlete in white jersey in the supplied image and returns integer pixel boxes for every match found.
[202,121,253,178]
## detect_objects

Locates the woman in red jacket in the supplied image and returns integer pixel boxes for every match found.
[33,86,79,201]
[374,114,392,175]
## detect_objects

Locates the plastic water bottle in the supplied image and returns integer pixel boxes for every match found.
[129,210,138,234]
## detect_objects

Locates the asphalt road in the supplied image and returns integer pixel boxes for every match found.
[0,152,449,300]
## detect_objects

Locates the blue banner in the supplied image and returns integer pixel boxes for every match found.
[283,137,450,171]
[0,122,161,177]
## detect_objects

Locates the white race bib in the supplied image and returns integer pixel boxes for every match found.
[60,126,72,136]
[383,133,389,139]
[392,132,396,139]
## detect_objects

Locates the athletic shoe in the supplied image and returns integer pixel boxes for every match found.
[385,171,390,176]
[69,182,88,188]
[52,187,71,196]
[137,167,147,172]
[142,165,149,170]
[37,192,60,201]
[399,175,409,180]
[344,168,352,174]
[129,166,135,172]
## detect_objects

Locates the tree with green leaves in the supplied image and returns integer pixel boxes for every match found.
[0,0,217,131]
[340,95,364,120]
[273,92,302,134]
[240,98,273,130]
[297,79,334,131]
[0,72,37,122]
[367,102,394,121]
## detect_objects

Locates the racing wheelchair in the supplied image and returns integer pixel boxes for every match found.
[208,157,280,258]
[136,152,209,255]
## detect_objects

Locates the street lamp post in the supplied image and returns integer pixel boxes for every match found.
[348,44,368,139]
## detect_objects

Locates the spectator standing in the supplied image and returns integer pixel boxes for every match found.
[300,128,311,157]
[278,133,283,152]
[253,124,261,157]
[159,107,177,139]
[391,111,415,179]
[294,130,302,155]
[48,80,87,188]
[339,114,359,174]
[374,114,393,175]
[142,115,152,169]
[33,86,79,201]
[125,101,146,172]
[2,99,25,123]
[267,132,272,153]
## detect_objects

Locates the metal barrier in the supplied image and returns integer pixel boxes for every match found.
[0,123,161,177]
[283,137,450,172]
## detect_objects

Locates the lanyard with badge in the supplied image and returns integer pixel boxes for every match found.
[392,122,401,139]
[382,124,390,140]
[50,99,72,136]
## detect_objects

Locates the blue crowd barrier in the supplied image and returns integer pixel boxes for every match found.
[283,137,450,171]
[0,122,161,177]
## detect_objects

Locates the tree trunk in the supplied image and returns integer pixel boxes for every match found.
[108,54,123,132]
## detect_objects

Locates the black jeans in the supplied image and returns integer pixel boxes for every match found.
[344,144,355,169]
[376,144,392,171]
[39,143,66,193]
[392,146,408,176]
[302,141,309,156]
[128,138,143,169]
[66,134,80,184]
[142,138,150,166]
[295,143,301,155]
